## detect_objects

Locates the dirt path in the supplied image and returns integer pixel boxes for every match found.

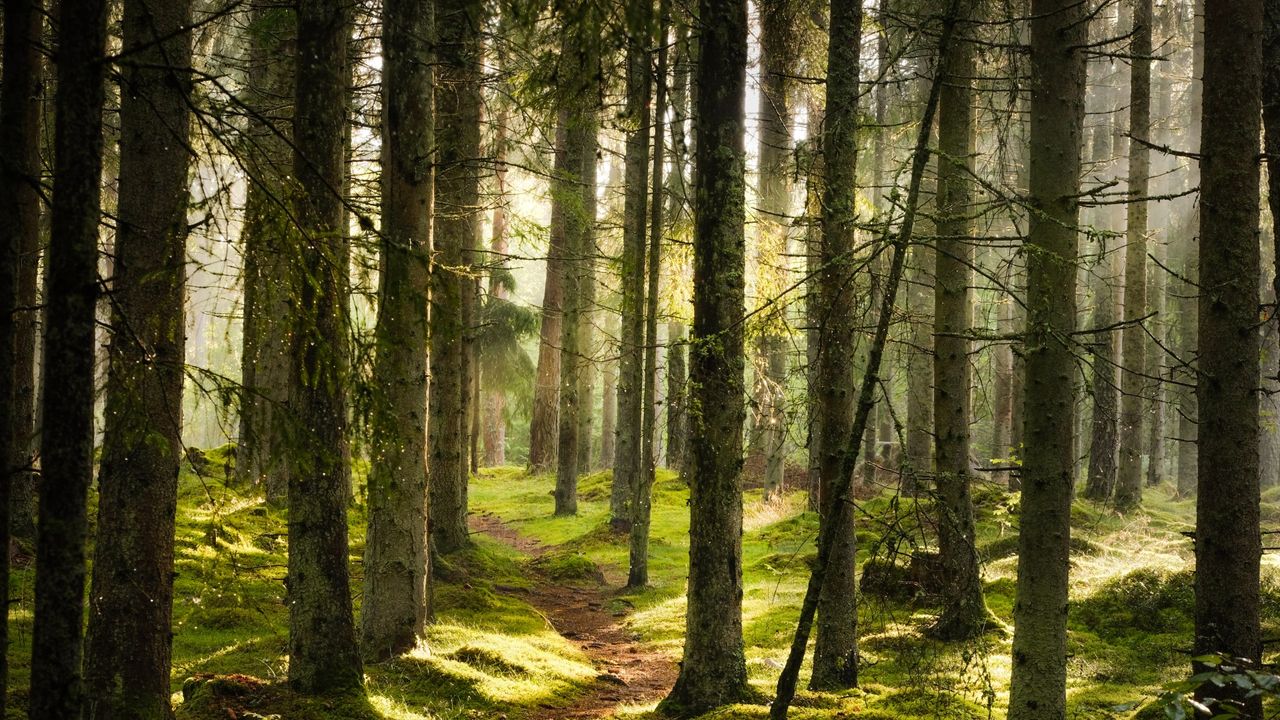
[469,512,678,719]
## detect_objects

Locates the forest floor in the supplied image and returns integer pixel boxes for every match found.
[5,449,1279,719]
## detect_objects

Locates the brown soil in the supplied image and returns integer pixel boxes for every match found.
[469,512,678,719]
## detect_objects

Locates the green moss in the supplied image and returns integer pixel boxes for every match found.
[531,551,604,584]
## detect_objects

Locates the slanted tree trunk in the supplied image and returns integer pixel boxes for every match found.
[2,0,42,553]
[1113,0,1153,512]
[613,0,653,528]
[238,2,297,504]
[82,0,192,714]
[773,7,953,709]
[0,0,44,709]
[1006,0,1087,717]
[1193,0,1263,713]
[29,0,108,715]
[657,0,751,710]
[361,0,432,660]
[929,10,987,641]
[809,0,862,689]
[286,0,364,693]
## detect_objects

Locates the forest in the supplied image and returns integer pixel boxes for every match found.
[0,0,1276,717]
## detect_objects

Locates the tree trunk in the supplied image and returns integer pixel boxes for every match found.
[483,88,510,467]
[929,11,988,641]
[904,241,934,496]
[613,0,652,528]
[1193,0,1263,713]
[810,0,862,689]
[600,307,618,469]
[657,0,751,710]
[1262,0,1280,491]
[286,0,363,693]
[361,0,432,661]
[1145,239,1169,487]
[556,107,600,514]
[665,20,691,476]
[0,0,43,710]
[238,2,297,505]
[430,0,484,556]
[630,12,667,586]
[29,0,108,715]
[1084,249,1120,502]
[2,0,42,552]
[756,0,792,500]
[529,122,567,473]
[1113,0,1153,512]
[1006,0,1087,717]
[83,0,192,715]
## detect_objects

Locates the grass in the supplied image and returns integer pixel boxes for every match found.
[5,454,1269,719]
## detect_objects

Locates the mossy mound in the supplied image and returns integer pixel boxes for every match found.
[980,533,1101,561]
[531,551,605,584]
[1073,568,1194,636]
[177,674,377,720]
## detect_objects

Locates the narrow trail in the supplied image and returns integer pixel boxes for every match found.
[468,512,678,719]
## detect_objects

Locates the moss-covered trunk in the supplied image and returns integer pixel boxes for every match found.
[1006,0,1087,715]
[658,0,751,711]
[29,0,108,714]
[361,0,433,661]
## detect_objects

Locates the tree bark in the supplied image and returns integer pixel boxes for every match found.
[808,0,862,690]
[1113,0,1153,512]
[630,10,668,586]
[0,0,43,710]
[657,0,751,710]
[613,0,653,528]
[1193,0,1263,714]
[929,10,988,641]
[83,0,192,715]
[29,0,108,715]
[430,0,484,556]
[238,1,297,504]
[2,0,42,552]
[1084,249,1120,502]
[285,0,364,693]
[361,0,432,661]
[1006,0,1087,717]
[529,124,566,474]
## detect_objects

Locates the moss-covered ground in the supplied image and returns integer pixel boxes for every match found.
[6,452,1273,719]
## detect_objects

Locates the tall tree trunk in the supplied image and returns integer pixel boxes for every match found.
[904,236,933,496]
[1113,0,1153,512]
[809,0,862,689]
[238,2,297,504]
[483,79,510,468]
[430,0,483,555]
[83,0,192,714]
[0,0,43,710]
[600,307,619,469]
[1006,0,1087,717]
[929,10,987,641]
[657,0,751,709]
[286,0,363,693]
[2,0,42,551]
[30,0,108,715]
[1084,249,1120,502]
[361,0,432,661]
[756,0,792,500]
[529,124,567,473]
[1146,238,1169,487]
[556,110,600,514]
[630,10,668,586]
[613,0,653,528]
[1175,1,1202,498]
[1193,0,1263,713]
[1262,0,1280,491]
[665,20,691,475]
